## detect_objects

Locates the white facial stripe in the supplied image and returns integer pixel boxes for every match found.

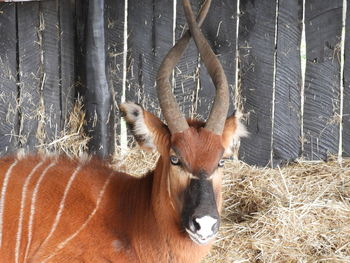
[195,216,217,239]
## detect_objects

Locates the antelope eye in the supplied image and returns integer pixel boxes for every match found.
[170,155,180,165]
[218,159,225,167]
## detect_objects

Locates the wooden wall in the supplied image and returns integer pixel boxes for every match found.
[0,0,349,166]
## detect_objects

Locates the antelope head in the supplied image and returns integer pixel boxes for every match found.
[120,0,247,246]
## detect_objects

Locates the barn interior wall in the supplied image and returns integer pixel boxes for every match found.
[0,0,349,166]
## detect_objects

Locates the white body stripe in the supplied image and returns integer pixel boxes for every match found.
[41,164,82,247]
[42,173,113,263]
[0,159,18,248]
[15,160,45,263]
[24,161,57,260]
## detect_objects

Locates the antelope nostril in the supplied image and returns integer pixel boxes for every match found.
[189,217,200,232]
[193,218,201,231]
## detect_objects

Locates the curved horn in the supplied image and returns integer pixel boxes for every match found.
[183,0,229,135]
[156,0,212,134]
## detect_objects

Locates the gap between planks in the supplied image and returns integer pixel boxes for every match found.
[300,0,306,159]
[270,0,279,167]
[120,0,128,154]
[338,0,347,163]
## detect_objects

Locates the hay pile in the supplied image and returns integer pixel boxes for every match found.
[36,96,90,157]
[205,160,350,263]
[118,148,350,263]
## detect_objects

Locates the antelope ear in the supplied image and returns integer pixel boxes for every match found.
[221,111,248,157]
[119,102,170,154]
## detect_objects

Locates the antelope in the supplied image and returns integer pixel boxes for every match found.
[0,0,247,262]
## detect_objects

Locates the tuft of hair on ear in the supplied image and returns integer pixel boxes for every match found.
[232,110,249,141]
[222,110,249,158]
[118,102,155,151]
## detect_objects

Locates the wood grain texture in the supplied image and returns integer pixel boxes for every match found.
[126,0,156,112]
[40,0,61,143]
[0,3,19,155]
[272,0,302,165]
[59,0,76,128]
[151,0,175,117]
[84,0,115,158]
[125,0,174,118]
[200,0,237,119]
[75,0,86,91]
[174,0,201,118]
[105,0,125,137]
[238,0,276,166]
[343,1,350,157]
[17,2,40,151]
[303,0,342,160]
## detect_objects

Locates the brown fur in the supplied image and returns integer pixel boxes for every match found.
[0,107,244,262]
[171,127,224,176]
[0,154,210,262]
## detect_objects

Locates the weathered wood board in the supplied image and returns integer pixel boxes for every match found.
[174,0,201,118]
[126,0,157,113]
[17,2,41,151]
[59,0,76,128]
[303,0,342,160]
[84,0,115,158]
[40,0,61,143]
[238,0,276,166]
[0,3,18,155]
[151,0,176,117]
[272,0,302,166]
[200,0,237,119]
[105,0,125,140]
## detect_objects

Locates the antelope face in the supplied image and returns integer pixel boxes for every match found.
[120,102,247,246]
[168,127,224,245]
[120,0,248,247]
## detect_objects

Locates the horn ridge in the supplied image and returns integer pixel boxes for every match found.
[182,0,229,135]
[156,0,212,134]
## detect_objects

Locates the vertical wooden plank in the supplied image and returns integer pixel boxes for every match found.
[343,0,350,157]
[17,2,40,151]
[0,3,19,155]
[272,0,302,165]
[152,0,175,116]
[59,0,76,127]
[174,0,201,118]
[84,0,115,158]
[199,0,237,118]
[75,0,86,89]
[128,0,174,115]
[105,0,125,139]
[238,0,276,166]
[40,0,61,143]
[126,0,156,113]
[303,0,342,160]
